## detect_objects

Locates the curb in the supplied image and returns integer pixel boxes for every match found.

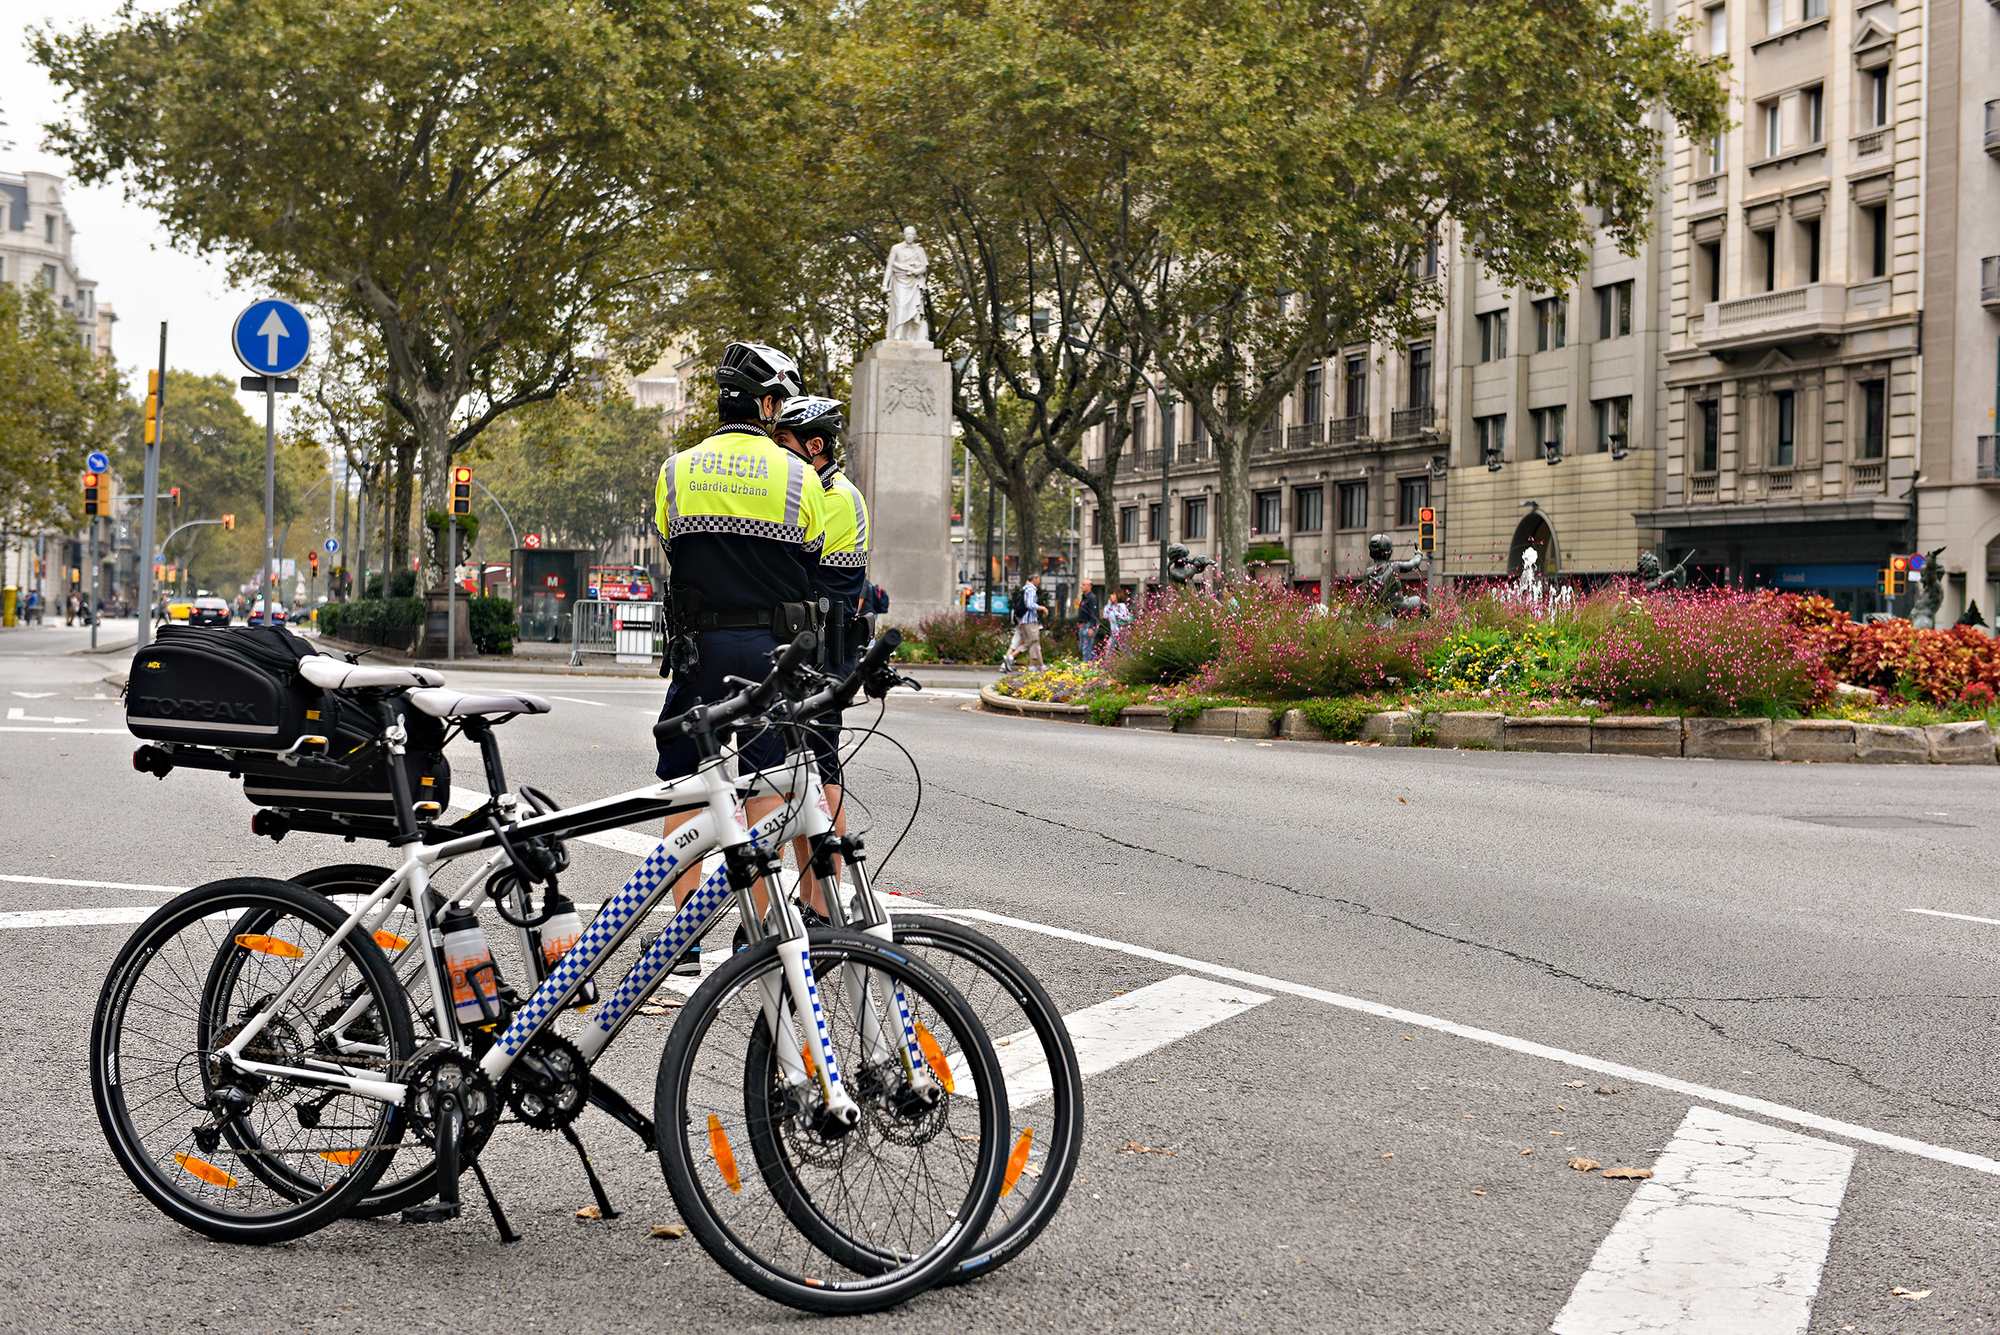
[977,691,2000,765]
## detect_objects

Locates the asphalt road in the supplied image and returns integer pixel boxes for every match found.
[3,632,1999,1333]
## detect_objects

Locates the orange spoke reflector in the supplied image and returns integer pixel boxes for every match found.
[319,1149,363,1166]
[372,930,411,952]
[707,1114,742,1193]
[802,1044,817,1079]
[914,1021,955,1093]
[174,1153,240,1188]
[1002,1127,1035,1198]
[234,933,302,958]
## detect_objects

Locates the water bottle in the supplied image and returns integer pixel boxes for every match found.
[537,895,597,1008]
[442,903,501,1026]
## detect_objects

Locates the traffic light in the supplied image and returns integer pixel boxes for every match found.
[222,513,236,530]
[1880,555,1911,597]
[308,551,320,574]
[169,486,181,510]
[144,370,160,445]
[82,471,102,516]
[1417,506,1437,556]
[451,466,473,517]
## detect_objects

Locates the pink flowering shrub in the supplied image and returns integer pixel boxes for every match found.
[1200,590,1439,698]
[1570,590,1828,713]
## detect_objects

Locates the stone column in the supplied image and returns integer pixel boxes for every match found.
[849,338,955,625]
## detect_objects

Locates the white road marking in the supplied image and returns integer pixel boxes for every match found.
[0,874,187,893]
[921,906,2000,1179]
[0,906,158,930]
[1906,907,2000,929]
[6,707,86,724]
[11,692,57,699]
[949,973,1270,1110]
[0,726,125,735]
[549,696,609,707]
[1551,1106,1855,1335]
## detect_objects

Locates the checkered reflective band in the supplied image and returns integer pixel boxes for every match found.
[496,839,684,1056]
[585,864,733,1044]
[799,944,843,1090]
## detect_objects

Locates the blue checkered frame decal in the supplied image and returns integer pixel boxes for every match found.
[892,976,929,1080]
[798,944,845,1093]
[584,863,732,1046]
[494,839,685,1057]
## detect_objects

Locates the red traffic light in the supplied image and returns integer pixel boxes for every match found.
[308,551,320,571]
[453,467,473,484]
[1890,556,1911,573]
[82,471,100,487]
[1417,507,1434,523]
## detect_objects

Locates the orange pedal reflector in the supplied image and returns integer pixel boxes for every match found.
[707,1114,742,1193]
[174,1153,240,1188]
[234,933,302,958]
[318,1149,363,1166]
[372,930,411,952]
[1002,1127,1035,1198]
[914,1021,955,1093]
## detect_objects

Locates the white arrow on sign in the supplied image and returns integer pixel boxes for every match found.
[257,309,290,367]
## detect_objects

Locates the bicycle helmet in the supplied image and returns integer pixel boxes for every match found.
[715,342,803,414]
[774,395,846,442]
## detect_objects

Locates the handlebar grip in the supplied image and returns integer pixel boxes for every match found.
[752,631,817,708]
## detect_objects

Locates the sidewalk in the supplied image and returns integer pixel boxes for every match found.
[0,617,141,658]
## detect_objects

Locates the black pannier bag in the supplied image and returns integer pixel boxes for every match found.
[241,708,451,819]
[127,625,329,749]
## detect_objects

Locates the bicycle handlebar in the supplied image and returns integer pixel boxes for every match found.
[784,629,909,723]
[651,631,820,742]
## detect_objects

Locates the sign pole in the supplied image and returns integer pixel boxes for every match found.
[88,520,98,650]
[447,512,457,661]
[137,322,167,649]
[264,382,277,618]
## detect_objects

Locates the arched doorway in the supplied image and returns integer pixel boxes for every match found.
[1508,512,1558,576]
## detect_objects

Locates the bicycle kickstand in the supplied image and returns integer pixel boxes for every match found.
[562,1122,620,1220]
[470,1160,521,1244]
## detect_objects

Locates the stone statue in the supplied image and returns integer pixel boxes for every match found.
[1364,533,1430,617]
[1165,542,1216,588]
[883,225,930,343]
[1635,548,1693,591]
[1910,546,1947,628]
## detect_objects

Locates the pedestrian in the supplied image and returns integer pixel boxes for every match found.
[1076,579,1100,661]
[1102,587,1132,649]
[1002,572,1046,672]
[64,592,76,626]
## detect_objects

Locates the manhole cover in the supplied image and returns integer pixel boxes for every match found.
[1791,815,1971,829]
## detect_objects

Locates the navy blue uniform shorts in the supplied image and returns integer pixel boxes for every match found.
[804,655,856,787]
[655,629,790,782]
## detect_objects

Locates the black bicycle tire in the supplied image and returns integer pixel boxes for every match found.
[654,929,1008,1315]
[888,916,1084,1283]
[91,878,415,1244]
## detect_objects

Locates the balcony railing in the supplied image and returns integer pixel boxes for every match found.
[1696,283,1849,351]
[1983,256,2000,309]
[1253,421,1281,455]
[1763,469,1795,496]
[1175,441,1210,466]
[1986,101,2000,157]
[1980,436,2000,481]
[1287,421,1323,449]
[1326,415,1365,445]
[1390,406,1432,438]
[1694,175,1723,201]
[1849,460,1886,492]
[1852,128,1888,158]
[1690,473,1719,499]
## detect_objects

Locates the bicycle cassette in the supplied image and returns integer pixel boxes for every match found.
[505,1032,591,1132]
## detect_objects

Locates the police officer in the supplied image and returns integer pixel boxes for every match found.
[772,395,866,917]
[654,342,826,964]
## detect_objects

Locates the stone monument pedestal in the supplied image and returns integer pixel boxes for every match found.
[420,588,477,658]
[849,339,954,625]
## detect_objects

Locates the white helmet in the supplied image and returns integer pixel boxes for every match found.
[716,341,803,412]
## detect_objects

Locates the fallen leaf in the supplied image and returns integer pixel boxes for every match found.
[650,1224,687,1239]
[1519,1149,1534,1156]
[1470,1190,1486,1196]
[1567,1158,1601,1171]
[1595,1086,1621,1096]
[1565,1080,1587,1088]
[1121,1141,1178,1156]
[576,1205,601,1220]
[1890,1288,1932,1301]
[1398,797,1406,804]
[1601,1166,1653,1180]
[638,1002,679,1016]
[1403,1036,1414,1042]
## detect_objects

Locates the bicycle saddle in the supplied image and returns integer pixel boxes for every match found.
[407,687,552,718]
[297,657,447,690]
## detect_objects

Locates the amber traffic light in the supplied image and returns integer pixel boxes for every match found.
[451,466,473,517]
[144,370,161,445]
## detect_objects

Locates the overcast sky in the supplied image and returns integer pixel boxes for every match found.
[7,1,285,412]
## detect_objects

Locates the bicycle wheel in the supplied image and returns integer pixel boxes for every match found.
[654,929,1008,1315]
[886,916,1083,1283]
[91,878,415,1244]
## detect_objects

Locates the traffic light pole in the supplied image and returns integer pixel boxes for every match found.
[447,513,456,662]
[137,323,167,650]
[88,519,98,650]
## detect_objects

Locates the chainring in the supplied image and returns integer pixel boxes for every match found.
[402,1049,502,1159]
[504,1032,591,1131]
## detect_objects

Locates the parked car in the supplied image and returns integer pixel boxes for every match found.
[246,600,287,627]
[188,597,231,627]
[164,599,196,622]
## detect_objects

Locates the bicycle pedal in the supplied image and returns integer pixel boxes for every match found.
[400,1201,462,1225]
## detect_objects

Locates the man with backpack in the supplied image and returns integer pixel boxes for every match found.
[1001,572,1045,672]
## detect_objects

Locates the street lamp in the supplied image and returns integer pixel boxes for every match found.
[1065,336,1173,593]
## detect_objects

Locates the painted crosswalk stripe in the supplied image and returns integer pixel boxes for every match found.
[949,973,1271,1109]
[0,874,188,893]
[1550,1106,1854,1335]
[2,906,161,930]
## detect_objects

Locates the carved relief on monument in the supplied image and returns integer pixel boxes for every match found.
[881,373,938,420]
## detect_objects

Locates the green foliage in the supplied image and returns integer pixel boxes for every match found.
[318,597,424,638]
[1431,626,1565,693]
[468,596,515,655]
[0,285,123,533]
[913,612,1010,664]
[1086,690,1143,727]
[1107,591,1226,686]
[364,569,418,599]
[1244,544,1290,565]
[1297,696,1375,740]
[479,396,666,556]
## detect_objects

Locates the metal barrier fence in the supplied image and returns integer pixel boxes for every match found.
[568,599,663,666]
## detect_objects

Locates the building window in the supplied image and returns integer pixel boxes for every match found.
[1753,228,1776,291]
[1858,380,1886,460]
[1697,400,1720,472]
[1798,217,1820,283]
[1148,501,1164,542]
[1118,506,1138,545]
[39,264,57,290]
[1344,355,1368,420]
[1764,0,1782,35]
[1705,134,1725,174]
[1697,242,1722,306]
[1761,102,1780,157]
[1090,509,1100,543]
[1531,406,1565,460]
[1863,203,1888,277]
[1533,298,1566,351]
[1802,0,1824,18]
[1294,486,1323,533]
[1595,397,1631,453]
[1478,310,1509,362]
[1301,364,1323,425]
[1337,481,1369,531]
[1410,234,1439,279]
[1596,282,1633,339]
[1131,401,1147,453]
[1772,389,1795,466]
[1868,69,1889,127]
[1407,343,1432,408]
[1398,476,1430,527]
[1801,85,1824,144]
[1182,496,1208,539]
[1253,489,1282,535]
[44,214,57,245]
[1193,408,1207,447]
[1161,400,1177,449]
[1706,3,1727,54]
[1476,414,1507,465]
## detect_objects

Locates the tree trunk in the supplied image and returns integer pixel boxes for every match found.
[1094,476,1121,591]
[1213,424,1252,579]
[390,438,417,589]
[1004,467,1043,588]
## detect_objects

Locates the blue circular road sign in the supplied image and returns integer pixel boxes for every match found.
[85,451,110,473]
[231,299,311,377]
[324,538,339,554]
